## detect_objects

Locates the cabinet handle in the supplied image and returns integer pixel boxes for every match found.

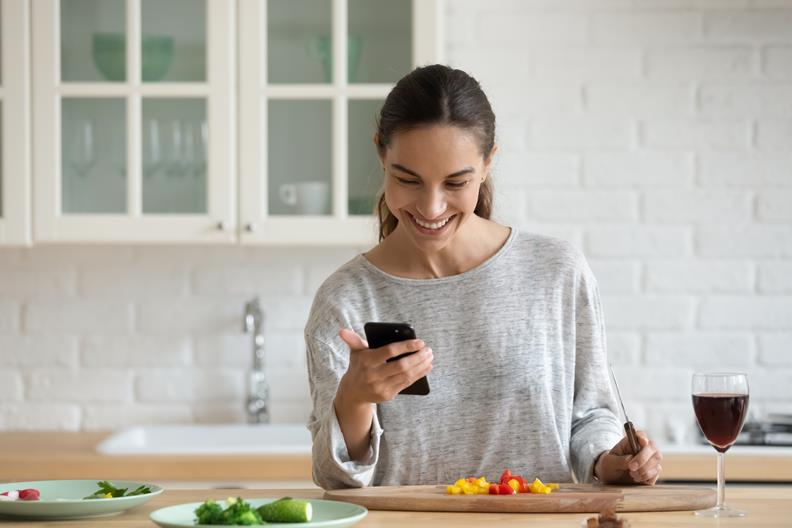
[245,222,257,233]
[216,220,229,231]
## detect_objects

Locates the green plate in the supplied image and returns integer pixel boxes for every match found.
[0,480,163,519]
[150,498,367,528]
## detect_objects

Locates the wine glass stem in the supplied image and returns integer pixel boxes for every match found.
[717,451,725,509]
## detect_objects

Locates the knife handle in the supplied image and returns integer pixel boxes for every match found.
[625,421,641,455]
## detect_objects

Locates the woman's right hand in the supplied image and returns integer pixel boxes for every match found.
[337,328,433,405]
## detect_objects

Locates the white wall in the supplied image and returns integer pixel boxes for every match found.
[1,0,790,442]
[446,0,792,442]
[0,245,360,430]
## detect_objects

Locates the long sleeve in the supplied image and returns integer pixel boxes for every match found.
[569,260,624,482]
[305,336,384,489]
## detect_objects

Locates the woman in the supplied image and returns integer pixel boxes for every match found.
[305,64,662,490]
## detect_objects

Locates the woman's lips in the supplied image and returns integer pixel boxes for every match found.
[407,212,456,235]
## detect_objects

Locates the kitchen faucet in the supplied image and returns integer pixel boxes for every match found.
[243,297,269,423]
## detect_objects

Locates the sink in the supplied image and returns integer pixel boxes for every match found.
[96,424,312,455]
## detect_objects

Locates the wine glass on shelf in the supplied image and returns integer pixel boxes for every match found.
[182,121,197,177]
[195,119,208,178]
[143,118,163,178]
[69,119,96,178]
[166,120,183,177]
[691,372,749,517]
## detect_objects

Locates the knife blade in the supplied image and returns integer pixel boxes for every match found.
[608,364,641,456]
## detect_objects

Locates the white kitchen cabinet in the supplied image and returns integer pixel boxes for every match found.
[0,0,31,245]
[238,0,443,245]
[32,0,236,243]
[31,0,442,244]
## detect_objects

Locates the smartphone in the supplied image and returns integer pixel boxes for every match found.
[363,322,430,396]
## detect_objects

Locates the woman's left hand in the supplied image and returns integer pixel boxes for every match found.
[594,430,663,485]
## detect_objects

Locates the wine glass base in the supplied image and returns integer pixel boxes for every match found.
[694,506,746,518]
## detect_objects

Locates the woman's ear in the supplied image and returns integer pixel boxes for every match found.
[485,143,498,166]
[482,143,498,178]
[373,133,386,169]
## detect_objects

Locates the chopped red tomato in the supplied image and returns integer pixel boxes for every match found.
[18,489,40,501]
[498,483,516,495]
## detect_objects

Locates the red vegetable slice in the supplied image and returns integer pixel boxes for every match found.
[498,483,516,495]
[19,489,40,501]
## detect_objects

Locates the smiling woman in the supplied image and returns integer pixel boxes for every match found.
[304,65,663,490]
[369,124,503,276]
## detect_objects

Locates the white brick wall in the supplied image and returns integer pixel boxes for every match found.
[0,1,790,444]
[449,0,792,442]
[0,245,346,431]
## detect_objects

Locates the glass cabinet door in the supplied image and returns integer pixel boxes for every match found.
[268,0,332,84]
[238,0,441,245]
[0,0,31,245]
[348,0,411,84]
[268,100,332,216]
[33,0,234,243]
[348,98,384,216]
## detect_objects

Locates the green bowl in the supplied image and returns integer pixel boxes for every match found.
[92,32,174,82]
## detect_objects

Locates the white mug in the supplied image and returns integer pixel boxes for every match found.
[278,181,330,215]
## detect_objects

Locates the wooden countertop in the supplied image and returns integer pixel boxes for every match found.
[0,432,312,483]
[1,432,791,483]
[1,486,791,527]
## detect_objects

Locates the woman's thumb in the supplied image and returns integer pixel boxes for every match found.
[339,328,369,351]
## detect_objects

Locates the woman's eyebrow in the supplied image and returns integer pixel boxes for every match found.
[390,163,475,179]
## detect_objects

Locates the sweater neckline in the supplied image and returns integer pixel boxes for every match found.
[357,227,517,285]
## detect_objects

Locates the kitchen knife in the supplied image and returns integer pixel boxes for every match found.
[608,364,641,456]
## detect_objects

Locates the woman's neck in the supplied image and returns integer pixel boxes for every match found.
[365,217,510,279]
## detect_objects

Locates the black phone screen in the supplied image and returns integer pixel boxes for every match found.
[363,322,430,396]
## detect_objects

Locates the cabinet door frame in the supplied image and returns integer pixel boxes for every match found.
[32,0,236,243]
[238,0,443,246]
[0,0,31,245]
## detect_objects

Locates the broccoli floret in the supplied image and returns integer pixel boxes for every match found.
[194,499,225,525]
[194,497,265,525]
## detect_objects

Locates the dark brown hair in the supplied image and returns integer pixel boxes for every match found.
[374,65,496,241]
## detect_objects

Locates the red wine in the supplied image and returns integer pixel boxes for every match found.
[692,393,749,452]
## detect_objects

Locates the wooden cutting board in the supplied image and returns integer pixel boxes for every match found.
[324,484,716,513]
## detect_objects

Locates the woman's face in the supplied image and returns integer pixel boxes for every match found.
[378,124,494,252]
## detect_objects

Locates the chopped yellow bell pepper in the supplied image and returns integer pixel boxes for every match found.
[447,475,492,495]
[507,478,520,492]
[529,478,552,494]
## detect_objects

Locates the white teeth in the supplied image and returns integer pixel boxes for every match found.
[414,215,452,230]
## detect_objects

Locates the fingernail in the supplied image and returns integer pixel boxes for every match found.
[416,340,425,347]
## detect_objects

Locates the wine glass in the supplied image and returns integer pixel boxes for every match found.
[166,120,183,177]
[143,118,163,178]
[69,119,95,178]
[691,372,749,517]
[195,120,208,178]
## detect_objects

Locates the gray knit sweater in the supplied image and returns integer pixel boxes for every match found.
[305,229,624,489]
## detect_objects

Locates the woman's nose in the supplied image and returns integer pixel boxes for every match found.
[415,188,447,220]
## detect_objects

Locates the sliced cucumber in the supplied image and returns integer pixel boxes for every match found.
[257,497,313,523]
